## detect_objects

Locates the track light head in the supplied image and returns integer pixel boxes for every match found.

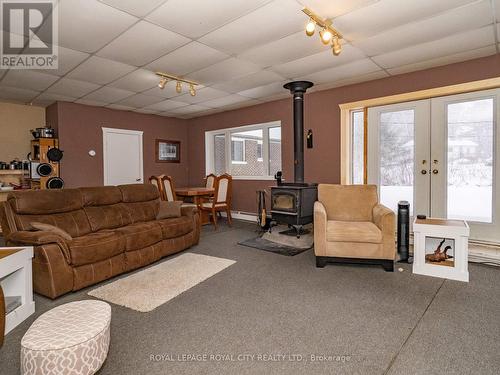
[331,37,341,55]
[305,18,315,36]
[319,28,332,44]
[158,77,167,89]
[189,84,196,96]
[176,81,182,93]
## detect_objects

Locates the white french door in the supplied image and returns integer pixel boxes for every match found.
[368,89,500,243]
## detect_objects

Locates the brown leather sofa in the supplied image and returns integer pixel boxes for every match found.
[0,184,200,299]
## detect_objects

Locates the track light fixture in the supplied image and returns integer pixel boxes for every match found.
[155,72,199,96]
[158,77,168,89]
[302,7,343,56]
[305,18,315,36]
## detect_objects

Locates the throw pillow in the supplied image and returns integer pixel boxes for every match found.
[157,201,182,220]
[30,222,73,241]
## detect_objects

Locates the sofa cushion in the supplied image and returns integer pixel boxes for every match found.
[84,204,132,232]
[123,201,159,223]
[69,231,125,266]
[119,184,159,203]
[14,209,92,238]
[156,216,192,239]
[156,201,182,220]
[326,221,382,244]
[80,186,122,206]
[8,189,83,215]
[115,222,163,251]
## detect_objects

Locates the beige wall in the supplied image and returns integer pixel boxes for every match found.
[0,102,45,162]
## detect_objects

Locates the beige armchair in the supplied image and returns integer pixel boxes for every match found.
[314,184,396,271]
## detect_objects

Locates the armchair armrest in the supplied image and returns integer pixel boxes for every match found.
[372,204,396,260]
[6,231,71,264]
[314,201,328,256]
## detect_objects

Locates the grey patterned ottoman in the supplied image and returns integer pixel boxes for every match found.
[21,300,111,375]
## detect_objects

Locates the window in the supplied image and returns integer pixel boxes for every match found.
[205,121,281,179]
[231,139,245,163]
[351,110,364,184]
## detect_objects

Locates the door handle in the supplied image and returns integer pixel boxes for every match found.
[136,178,142,181]
[421,170,427,175]
[432,169,438,175]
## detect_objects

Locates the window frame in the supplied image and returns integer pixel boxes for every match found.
[350,109,365,184]
[231,137,247,164]
[205,121,281,180]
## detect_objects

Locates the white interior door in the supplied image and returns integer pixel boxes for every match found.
[431,89,500,242]
[102,127,143,186]
[367,100,430,216]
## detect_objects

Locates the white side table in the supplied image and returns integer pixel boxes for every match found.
[0,247,35,334]
[413,218,469,282]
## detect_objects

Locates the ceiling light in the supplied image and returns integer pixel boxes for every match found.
[319,28,332,45]
[176,81,182,93]
[302,7,343,57]
[332,37,341,55]
[305,18,315,36]
[158,77,167,89]
[189,84,196,96]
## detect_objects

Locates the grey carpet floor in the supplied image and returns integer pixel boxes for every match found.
[1,220,499,374]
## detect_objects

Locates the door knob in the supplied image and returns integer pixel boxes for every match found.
[432,169,438,175]
[421,170,427,175]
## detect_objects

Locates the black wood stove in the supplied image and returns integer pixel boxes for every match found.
[270,81,317,237]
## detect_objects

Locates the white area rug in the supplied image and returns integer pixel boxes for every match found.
[88,253,235,312]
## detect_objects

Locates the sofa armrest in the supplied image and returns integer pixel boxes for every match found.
[181,205,198,218]
[372,204,396,259]
[6,231,71,264]
[314,201,328,256]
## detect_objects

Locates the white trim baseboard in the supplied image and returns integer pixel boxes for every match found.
[220,211,257,222]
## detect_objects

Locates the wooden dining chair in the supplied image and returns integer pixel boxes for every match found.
[205,173,216,189]
[199,174,232,229]
[160,175,196,208]
[149,175,165,200]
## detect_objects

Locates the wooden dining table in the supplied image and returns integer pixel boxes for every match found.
[175,187,215,225]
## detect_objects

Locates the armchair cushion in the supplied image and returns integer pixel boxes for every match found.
[326,221,382,243]
[318,184,378,221]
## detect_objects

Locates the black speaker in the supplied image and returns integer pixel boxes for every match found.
[46,177,64,189]
[397,201,410,263]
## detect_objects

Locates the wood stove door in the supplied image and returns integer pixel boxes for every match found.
[271,191,297,214]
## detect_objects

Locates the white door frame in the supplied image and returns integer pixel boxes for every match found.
[102,127,144,186]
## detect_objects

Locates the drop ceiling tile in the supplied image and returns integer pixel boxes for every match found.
[333,0,477,41]
[46,78,101,97]
[96,21,190,66]
[372,26,495,69]
[200,94,253,108]
[66,56,136,85]
[238,81,288,99]
[238,30,328,67]
[0,70,59,91]
[75,99,109,107]
[174,87,229,104]
[107,104,135,111]
[387,45,498,75]
[212,70,284,93]
[199,0,304,55]
[143,99,189,111]
[145,0,271,39]
[58,0,138,53]
[108,69,159,92]
[496,0,500,19]
[82,86,135,103]
[168,104,212,115]
[297,0,380,18]
[117,93,164,108]
[220,99,261,111]
[310,70,389,91]
[353,0,494,56]
[142,85,183,99]
[134,108,161,115]
[0,87,40,103]
[145,42,229,76]
[301,58,382,84]
[270,44,366,78]
[36,46,89,76]
[98,0,166,17]
[31,93,76,107]
[186,58,261,86]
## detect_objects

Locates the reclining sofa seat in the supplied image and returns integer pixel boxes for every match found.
[0,184,200,299]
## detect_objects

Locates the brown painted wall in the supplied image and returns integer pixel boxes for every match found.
[187,54,500,214]
[47,102,189,188]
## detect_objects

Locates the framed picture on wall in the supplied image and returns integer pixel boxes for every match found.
[156,139,180,163]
